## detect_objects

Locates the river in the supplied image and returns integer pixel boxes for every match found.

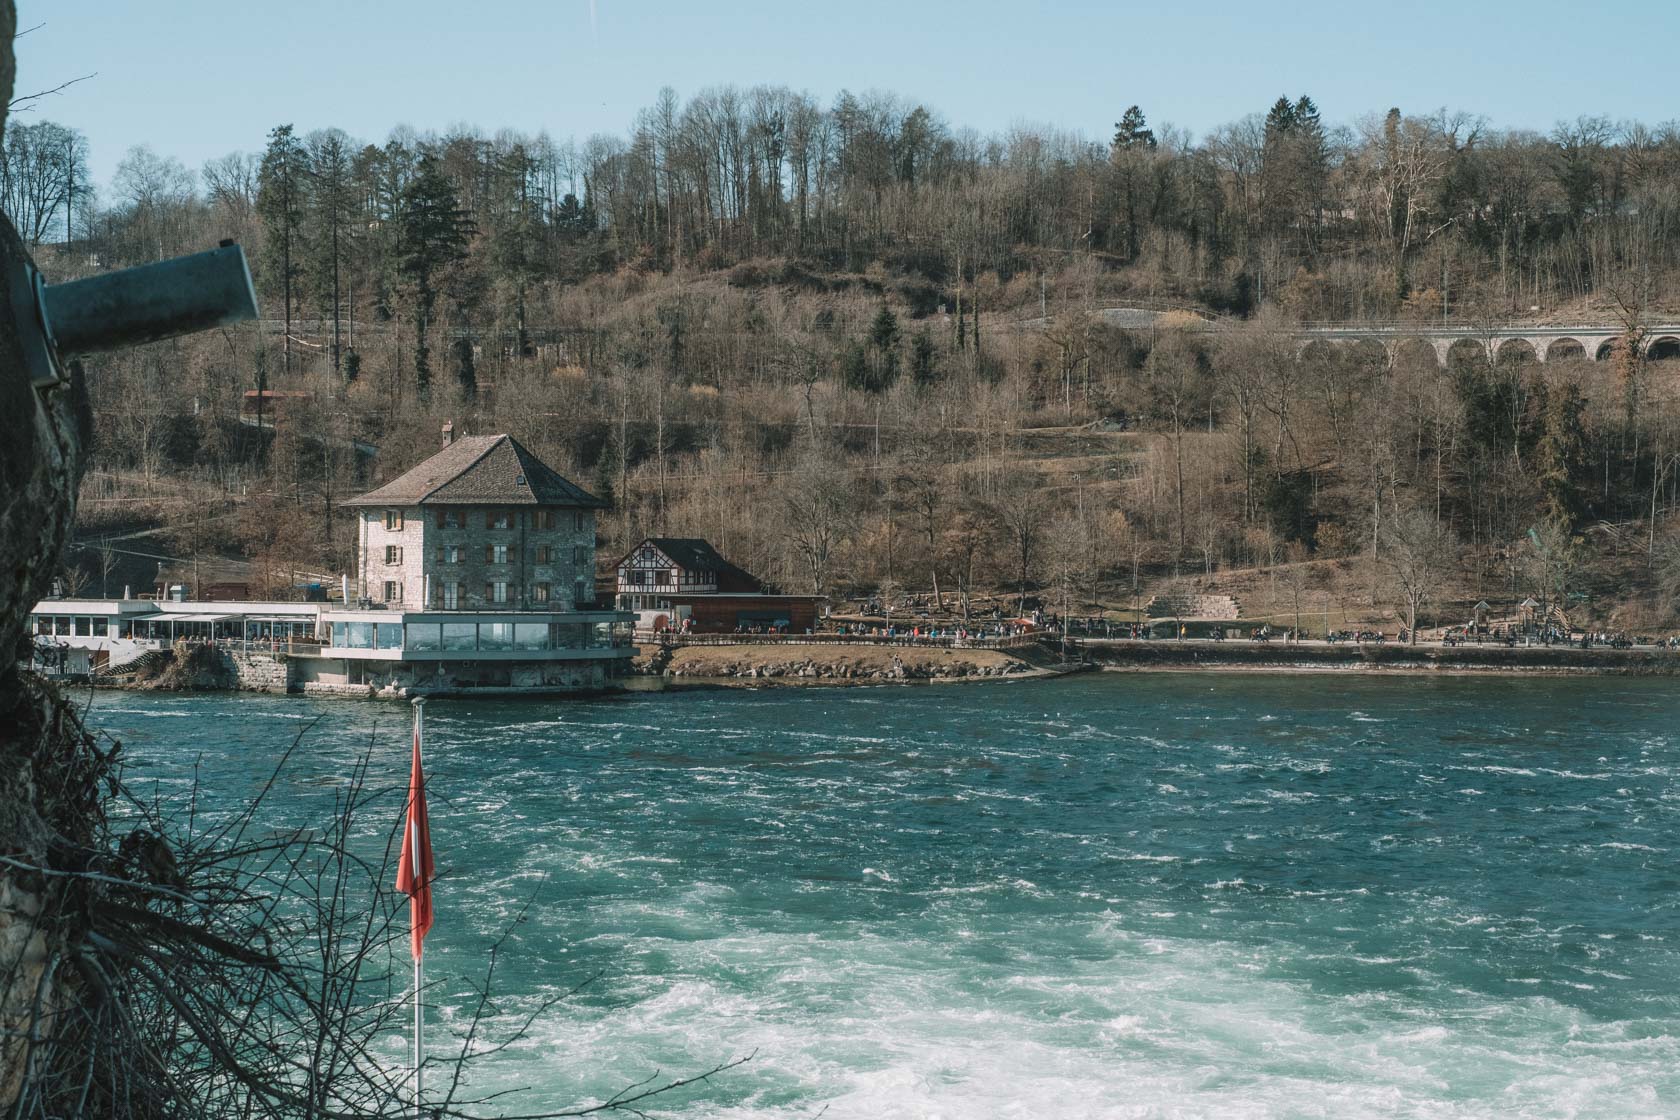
[85,673,1680,1118]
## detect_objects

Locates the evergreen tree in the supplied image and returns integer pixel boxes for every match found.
[256,124,307,375]
[305,129,356,376]
[452,334,477,399]
[1535,380,1590,530]
[866,305,901,391]
[911,330,938,388]
[840,340,871,392]
[1111,106,1156,150]
[1264,97,1298,141]
[395,156,473,400]
[1110,106,1156,263]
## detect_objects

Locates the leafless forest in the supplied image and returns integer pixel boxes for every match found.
[18,87,1680,628]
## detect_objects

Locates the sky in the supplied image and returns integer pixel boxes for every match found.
[21,0,1680,195]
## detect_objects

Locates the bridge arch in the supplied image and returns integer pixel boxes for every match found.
[1648,336,1680,362]
[1545,338,1587,363]
[1447,338,1489,369]
[1495,338,1538,366]
[1299,339,1338,363]
[1596,339,1620,362]
[1392,337,1440,370]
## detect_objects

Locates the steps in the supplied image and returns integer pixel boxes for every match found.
[1144,593,1241,620]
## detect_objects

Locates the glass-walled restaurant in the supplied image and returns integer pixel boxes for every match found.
[327,618,627,654]
[31,609,320,644]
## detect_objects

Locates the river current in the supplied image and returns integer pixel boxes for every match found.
[86,674,1680,1118]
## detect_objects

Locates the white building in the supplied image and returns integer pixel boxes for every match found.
[28,430,635,697]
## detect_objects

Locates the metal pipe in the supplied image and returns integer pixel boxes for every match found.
[41,242,258,356]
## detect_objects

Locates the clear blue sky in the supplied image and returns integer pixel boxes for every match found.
[23,0,1680,194]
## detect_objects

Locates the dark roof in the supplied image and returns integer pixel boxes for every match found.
[343,435,607,508]
[622,538,761,592]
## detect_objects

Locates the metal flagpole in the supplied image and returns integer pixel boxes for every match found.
[412,697,425,1120]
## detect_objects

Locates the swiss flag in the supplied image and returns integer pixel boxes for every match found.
[395,721,435,960]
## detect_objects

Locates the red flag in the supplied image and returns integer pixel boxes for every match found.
[395,717,435,960]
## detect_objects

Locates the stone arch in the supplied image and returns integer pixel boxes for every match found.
[1545,337,1586,363]
[1299,339,1337,363]
[1347,338,1388,368]
[1647,335,1680,362]
[1446,338,1488,369]
[1392,337,1440,370]
[1596,339,1618,362]
[1495,338,1538,366]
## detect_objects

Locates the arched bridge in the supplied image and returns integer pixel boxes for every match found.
[1016,309,1680,366]
[1295,322,1680,366]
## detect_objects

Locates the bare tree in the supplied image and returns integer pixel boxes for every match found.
[1382,504,1454,643]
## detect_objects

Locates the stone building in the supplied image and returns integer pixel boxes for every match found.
[344,428,606,611]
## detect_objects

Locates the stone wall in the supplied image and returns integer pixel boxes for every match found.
[227,651,294,694]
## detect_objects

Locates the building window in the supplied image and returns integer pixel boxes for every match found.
[533,510,555,530]
[435,509,463,529]
[532,582,550,603]
[485,581,510,604]
[535,545,552,564]
[573,544,587,566]
[488,510,511,530]
[385,545,403,565]
[443,581,461,609]
[437,545,462,564]
[485,543,509,565]
[575,579,589,606]
[383,580,403,602]
[573,511,585,531]
[384,510,403,531]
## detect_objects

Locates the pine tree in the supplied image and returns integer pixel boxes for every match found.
[1111,106,1156,150]
[256,124,307,375]
[867,305,901,391]
[1110,106,1156,263]
[1536,380,1590,531]
[911,331,938,388]
[1264,97,1297,141]
[396,156,473,400]
[305,129,356,377]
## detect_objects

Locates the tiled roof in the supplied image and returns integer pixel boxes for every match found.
[343,435,607,508]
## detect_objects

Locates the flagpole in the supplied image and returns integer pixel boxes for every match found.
[412,696,425,1120]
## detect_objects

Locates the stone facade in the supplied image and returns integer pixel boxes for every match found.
[357,505,597,611]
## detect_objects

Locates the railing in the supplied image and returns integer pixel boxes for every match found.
[654,631,1042,651]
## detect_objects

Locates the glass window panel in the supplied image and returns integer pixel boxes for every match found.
[332,622,348,647]
[347,622,375,649]
[480,622,513,651]
[515,622,548,651]
[377,623,404,649]
[92,618,108,637]
[443,623,477,651]
[407,623,442,652]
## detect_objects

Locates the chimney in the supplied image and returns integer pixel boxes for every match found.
[441,420,455,449]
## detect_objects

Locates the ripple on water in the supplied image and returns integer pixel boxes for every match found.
[82,676,1680,1118]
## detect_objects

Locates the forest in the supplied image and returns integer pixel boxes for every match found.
[13,85,1680,631]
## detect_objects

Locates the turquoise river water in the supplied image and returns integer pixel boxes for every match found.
[85,674,1680,1119]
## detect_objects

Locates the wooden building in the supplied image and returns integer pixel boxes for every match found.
[614,538,822,633]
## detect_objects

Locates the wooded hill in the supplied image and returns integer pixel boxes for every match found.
[25,87,1680,631]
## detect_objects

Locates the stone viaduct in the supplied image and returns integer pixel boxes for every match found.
[1293,322,1680,366]
[1026,308,1680,366]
